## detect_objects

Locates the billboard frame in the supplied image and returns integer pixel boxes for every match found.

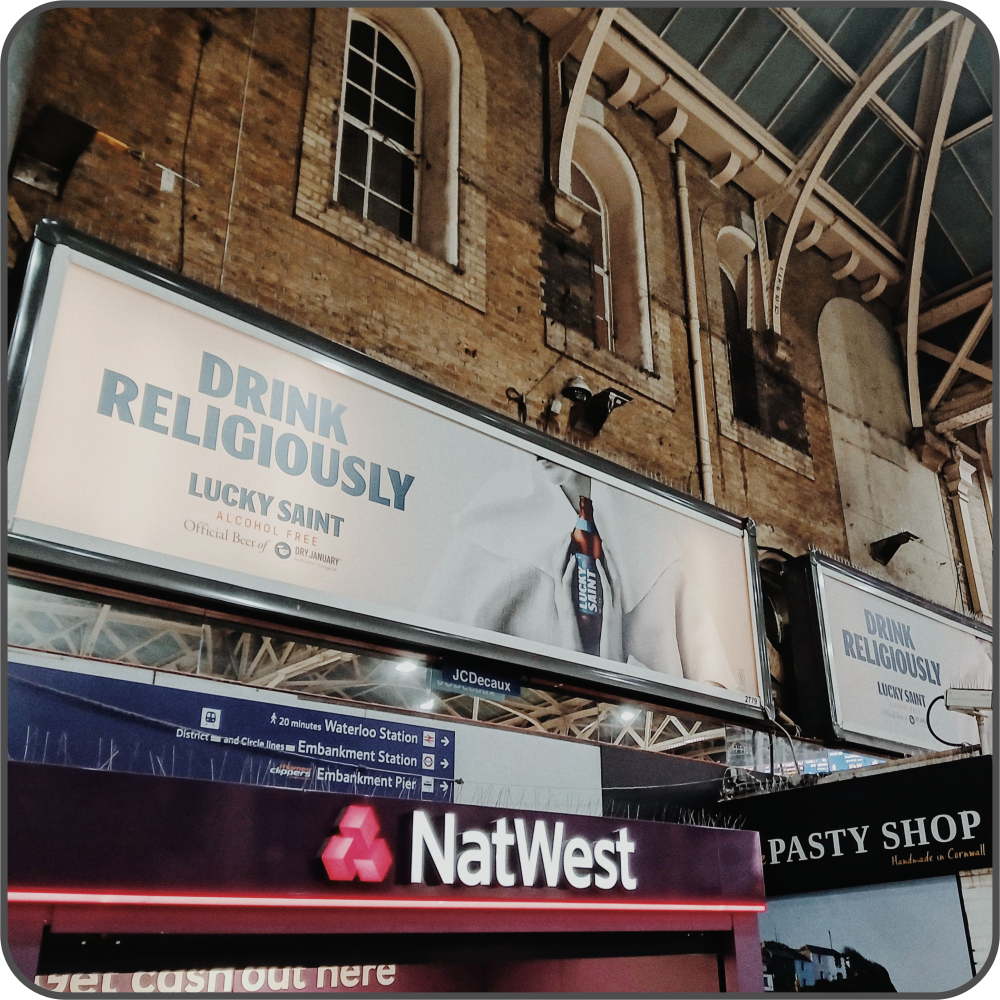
[788,550,992,755]
[7,219,773,724]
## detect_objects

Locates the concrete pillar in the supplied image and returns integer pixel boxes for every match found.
[943,458,989,618]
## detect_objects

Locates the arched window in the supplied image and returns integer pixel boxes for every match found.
[335,16,421,243]
[571,164,612,352]
[329,9,461,266]
[571,119,653,371]
[714,223,809,455]
[717,226,759,428]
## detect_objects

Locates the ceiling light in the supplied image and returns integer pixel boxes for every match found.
[395,660,418,673]
[620,708,638,722]
[419,699,435,711]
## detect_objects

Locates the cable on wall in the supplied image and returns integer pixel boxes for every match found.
[220,9,257,293]
[177,19,212,274]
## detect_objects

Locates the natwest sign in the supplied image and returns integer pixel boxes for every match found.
[409,811,637,890]
[9,766,765,914]
[298,796,763,911]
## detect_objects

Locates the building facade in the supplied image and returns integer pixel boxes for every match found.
[5,5,994,993]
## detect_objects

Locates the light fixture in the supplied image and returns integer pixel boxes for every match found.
[6,889,765,914]
[561,376,593,403]
[395,660,418,674]
[570,387,632,437]
[620,708,638,723]
[869,531,920,565]
[419,699,435,711]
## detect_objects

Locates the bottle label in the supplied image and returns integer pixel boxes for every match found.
[574,553,602,615]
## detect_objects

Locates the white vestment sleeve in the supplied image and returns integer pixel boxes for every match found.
[622,561,738,688]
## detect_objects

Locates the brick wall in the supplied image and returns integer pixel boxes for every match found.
[9,5,851,556]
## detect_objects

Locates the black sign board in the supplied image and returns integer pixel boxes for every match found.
[720,754,991,896]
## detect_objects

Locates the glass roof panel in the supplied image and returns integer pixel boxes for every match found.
[630,7,680,38]
[700,8,786,97]
[948,63,992,137]
[952,123,992,212]
[932,149,992,277]
[880,49,926,128]
[771,62,850,154]
[828,8,908,72]
[797,7,851,41]
[735,31,818,128]
[889,7,935,53]
[824,107,878,179]
[662,7,740,67]
[923,214,974,295]
[965,28,992,109]
[826,119,906,203]
[625,7,990,297]
[855,146,913,230]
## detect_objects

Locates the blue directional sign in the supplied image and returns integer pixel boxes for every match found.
[8,660,455,801]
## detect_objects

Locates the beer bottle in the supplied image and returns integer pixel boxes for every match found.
[570,496,604,656]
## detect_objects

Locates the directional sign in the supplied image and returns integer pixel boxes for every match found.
[8,659,455,801]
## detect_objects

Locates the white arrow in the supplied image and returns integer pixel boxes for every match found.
[440,759,449,768]
[441,736,450,747]
[439,781,448,793]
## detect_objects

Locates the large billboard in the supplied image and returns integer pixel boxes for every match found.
[789,553,992,753]
[8,224,770,718]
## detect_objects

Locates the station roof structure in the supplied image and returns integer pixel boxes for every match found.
[520,7,993,450]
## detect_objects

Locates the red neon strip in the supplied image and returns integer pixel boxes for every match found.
[8,890,764,913]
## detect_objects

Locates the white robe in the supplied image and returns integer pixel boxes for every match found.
[422,460,739,689]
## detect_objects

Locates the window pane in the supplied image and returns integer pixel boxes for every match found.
[344,83,372,125]
[368,192,407,237]
[350,19,375,56]
[397,210,413,242]
[373,101,415,149]
[375,69,416,119]
[721,271,761,429]
[593,273,611,351]
[376,34,414,85]
[339,122,369,184]
[338,176,365,217]
[347,50,373,91]
[571,164,601,213]
[580,210,605,270]
[369,142,414,210]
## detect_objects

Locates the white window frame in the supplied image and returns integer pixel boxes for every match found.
[571,118,654,372]
[572,161,614,354]
[333,13,423,243]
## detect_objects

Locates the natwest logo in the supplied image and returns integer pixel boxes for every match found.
[409,811,638,891]
[321,805,392,882]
